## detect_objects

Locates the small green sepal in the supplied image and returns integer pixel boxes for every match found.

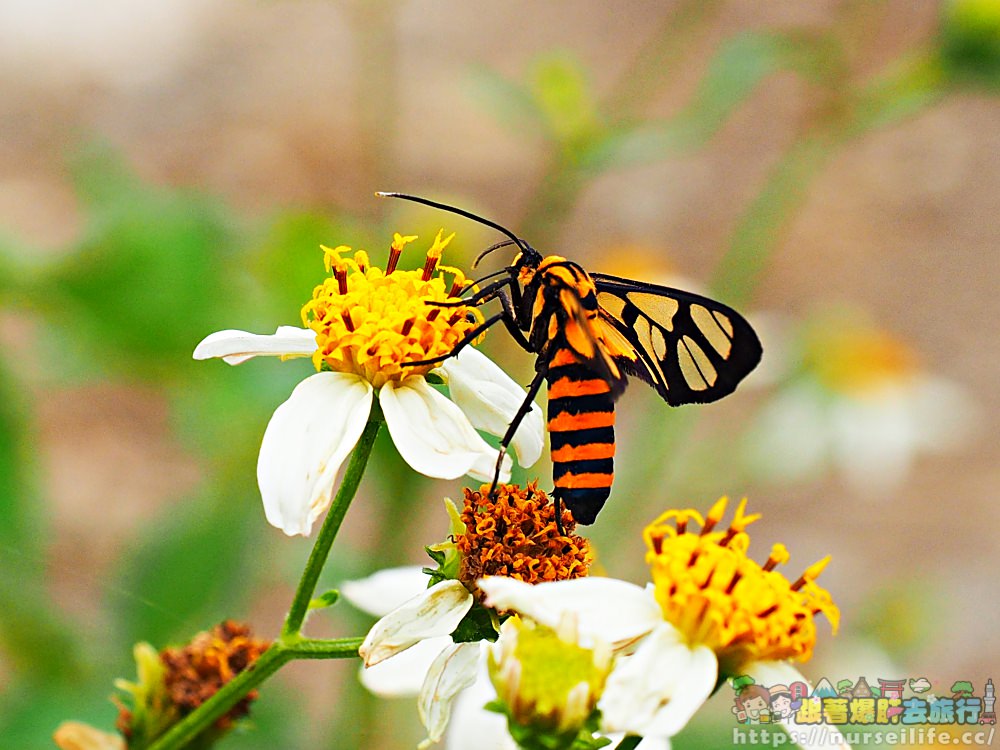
[308,589,341,610]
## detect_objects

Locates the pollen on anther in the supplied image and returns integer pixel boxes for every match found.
[790,556,830,591]
[301,231,482,385]
[703,497,728,535]
[725,571,742,595]
[644,497,839,667]
[763,543,790,572]
[335,266,349,295]
[422,253,440,281]
[387,233,419,274]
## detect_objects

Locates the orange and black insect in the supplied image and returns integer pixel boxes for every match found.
[379,192,762,525]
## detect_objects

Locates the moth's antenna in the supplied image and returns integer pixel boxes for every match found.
[376,192,537,263]
[473,239,517,269]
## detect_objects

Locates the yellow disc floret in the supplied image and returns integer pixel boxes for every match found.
[300,231,482,388]
[643,497,839,676]
[489,616,612,737]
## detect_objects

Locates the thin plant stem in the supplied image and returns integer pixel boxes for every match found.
[519,1,723,246]
[614,736,642,750]
[146,638,364,750]
[282,415,382,636]
[148,416,382,750]
[147,644,289,750]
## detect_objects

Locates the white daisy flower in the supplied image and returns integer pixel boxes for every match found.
[745,312,974,493]
[344,485,593,746]
[193,233,543,536]
[478,497,848,750]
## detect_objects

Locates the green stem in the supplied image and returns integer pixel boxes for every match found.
[519,2,720,247]
[285,636,366,659]
[146,637,364,750]
[710,50,943,307]
[147,643,291,750]
[282,415,382,637]
[613,736,642,750]
[148,416,382,750]
[709,134,833,307]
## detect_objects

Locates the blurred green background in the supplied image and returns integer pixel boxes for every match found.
[0,1,997,747]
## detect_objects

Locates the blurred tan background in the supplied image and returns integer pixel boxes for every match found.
[0,0,997,747]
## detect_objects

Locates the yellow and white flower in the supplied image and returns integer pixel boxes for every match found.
[478,498,847,749]
[486,615,612,749]
[745,312,974,493]
[344,484,592,746]
[194,233,543,536]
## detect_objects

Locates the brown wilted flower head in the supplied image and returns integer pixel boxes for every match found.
[116,620,270,743]
[456,482,592,600]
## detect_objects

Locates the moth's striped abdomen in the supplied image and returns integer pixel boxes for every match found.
[546,347,615,525]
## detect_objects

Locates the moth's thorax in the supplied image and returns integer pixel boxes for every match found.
[523,255,596,294]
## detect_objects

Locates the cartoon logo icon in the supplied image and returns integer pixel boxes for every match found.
[734,674,997,727]
[731,676,772,724]
[768,684,795,723]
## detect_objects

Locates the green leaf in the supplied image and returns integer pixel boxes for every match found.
[467,64,548,137]
[940,0,1000,87]
[0,679,122,747]
[677,32,784,140]
[37,147,248,382]
[0,356,39,551]
[112,486,262,648]
[0,356,82,680]
[528,52,602,148]
[451,601,499,644]
[249,210,359,324]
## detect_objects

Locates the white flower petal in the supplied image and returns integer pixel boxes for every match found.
[746,662,850,750]
[445,662,516,750]
[437,347,545,467]
[380,377,507,480]
[359,580,473,667]
[829,394,913,492]
[599,624,716,738]
[477,577,661,647]
[466,448,513,485]
[257,372,373,536]
[360,637,452,696]
[744,383,830,483]
[419,641,483,743]
[341,566,431,617]
[192,326,317,365]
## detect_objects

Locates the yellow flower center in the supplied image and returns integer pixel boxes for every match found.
[644,497,839,675]
[805,325,917,395]
[457,483,592,599]
[300,231,482,388]
[489,617,611,736]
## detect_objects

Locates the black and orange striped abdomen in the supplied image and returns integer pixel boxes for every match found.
[546,347,616,525]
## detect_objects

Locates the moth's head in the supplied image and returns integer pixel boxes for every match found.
[511,245,545,283]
